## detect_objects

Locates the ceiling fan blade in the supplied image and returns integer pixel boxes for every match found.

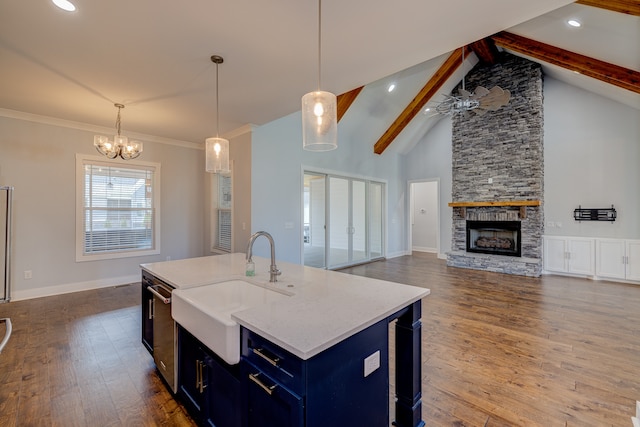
[478,87,510,110]
[472,86,490,99]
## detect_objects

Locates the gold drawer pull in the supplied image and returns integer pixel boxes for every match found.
[252,347,280,366]
[249,372,277,396]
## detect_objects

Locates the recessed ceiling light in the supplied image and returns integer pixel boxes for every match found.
[52,0,76,12]
[387,83,396,93]
[567,19,581,28]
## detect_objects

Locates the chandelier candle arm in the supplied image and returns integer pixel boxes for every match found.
[93,103,143,160]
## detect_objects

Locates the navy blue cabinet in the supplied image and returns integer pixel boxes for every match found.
[241,318,390,427]
[178,326,241,427]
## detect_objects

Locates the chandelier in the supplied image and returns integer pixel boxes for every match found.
[94,104,143,160]
[205,55,230,173]
[301,0,337,151]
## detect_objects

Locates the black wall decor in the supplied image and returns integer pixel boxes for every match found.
[573,205,617,222]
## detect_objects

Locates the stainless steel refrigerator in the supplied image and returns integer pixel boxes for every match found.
[0,186,11,303]
[0,186,12,352]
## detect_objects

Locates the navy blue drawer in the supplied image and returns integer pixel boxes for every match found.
[241,328,304,395]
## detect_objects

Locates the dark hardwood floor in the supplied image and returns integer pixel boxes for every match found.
[341,253,640,426]
[0,252,638,426]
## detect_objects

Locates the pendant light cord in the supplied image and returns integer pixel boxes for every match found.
[317,0,322,91]
[216,61,220,138]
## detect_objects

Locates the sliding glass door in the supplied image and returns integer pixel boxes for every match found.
[303,172,384,269]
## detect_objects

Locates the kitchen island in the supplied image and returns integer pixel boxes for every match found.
[141,253,429,427]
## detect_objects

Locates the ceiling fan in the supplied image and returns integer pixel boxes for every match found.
[429,47,510,117]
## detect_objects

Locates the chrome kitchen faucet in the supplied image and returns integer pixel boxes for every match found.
[246,231,281,282]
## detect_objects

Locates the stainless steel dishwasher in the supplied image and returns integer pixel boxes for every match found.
[146,279,177,393]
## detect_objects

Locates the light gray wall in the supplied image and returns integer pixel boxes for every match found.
[251,111,408,264]
[0,114,205,300]
[544,78,640,238]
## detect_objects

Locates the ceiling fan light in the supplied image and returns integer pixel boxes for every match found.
[302,90,337,151]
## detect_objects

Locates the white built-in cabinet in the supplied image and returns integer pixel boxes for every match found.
[543,236,595,276]
[543,236,640,283]
[595,239,640,281]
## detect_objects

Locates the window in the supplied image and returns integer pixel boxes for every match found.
[213,174,232,252]
[76,155,161,261]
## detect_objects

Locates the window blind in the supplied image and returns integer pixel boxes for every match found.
[83,163,154,254]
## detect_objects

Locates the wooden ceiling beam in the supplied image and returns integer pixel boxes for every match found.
[492,31,640,95]
[575,0,640,15]
[337,86,364,122]
[470,38,500,66]
[373,48,464,155]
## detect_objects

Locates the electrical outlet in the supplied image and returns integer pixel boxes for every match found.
[24,270,32,280]
[488,177,493,184]
[364,350,380,377]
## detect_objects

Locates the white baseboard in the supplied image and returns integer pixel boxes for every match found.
[386,250,412,259]
[11,274,140,301]
[412,246,437,253]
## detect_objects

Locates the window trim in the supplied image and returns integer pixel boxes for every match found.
[75,154,161,262]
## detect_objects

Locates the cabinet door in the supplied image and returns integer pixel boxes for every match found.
[178,327,207,416]
[625,240,640,281]
[596,239,626,279]
[242,360,304,427]
[207,354,241,427]
[141,283,154,354]
[543,237,568,273]
[567,238,594,275]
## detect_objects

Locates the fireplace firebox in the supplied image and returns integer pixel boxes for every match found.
[466,220,521,257]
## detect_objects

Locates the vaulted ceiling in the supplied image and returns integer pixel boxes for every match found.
[362,0,639,155]
[1,0,638,151]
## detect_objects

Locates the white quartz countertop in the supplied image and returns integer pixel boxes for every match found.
[141,253,430,360]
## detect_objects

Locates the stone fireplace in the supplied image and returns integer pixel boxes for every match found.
[446,53,544,277]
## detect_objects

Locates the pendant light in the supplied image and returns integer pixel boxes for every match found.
[301,0,337,151]
[206,55,230,173]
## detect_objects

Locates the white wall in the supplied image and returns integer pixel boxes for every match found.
[544,77,640,238]
[251,111,408,264]
[0,113,206,300]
